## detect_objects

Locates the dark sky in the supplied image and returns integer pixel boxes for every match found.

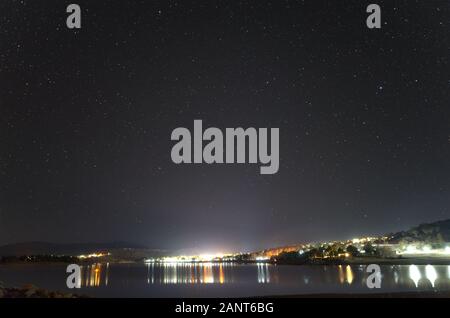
[1,0,449,252]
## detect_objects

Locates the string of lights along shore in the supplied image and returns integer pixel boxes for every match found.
[1,0,449,255]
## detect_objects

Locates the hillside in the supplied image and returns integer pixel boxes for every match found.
[389,219,450,244]
[0,241,152,257]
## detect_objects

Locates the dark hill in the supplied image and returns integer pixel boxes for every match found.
[389,219,450,244]
[0,241,147,257]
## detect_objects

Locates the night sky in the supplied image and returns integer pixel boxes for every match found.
[1,0,449,253]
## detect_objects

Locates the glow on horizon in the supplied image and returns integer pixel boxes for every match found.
[145,252,235,263]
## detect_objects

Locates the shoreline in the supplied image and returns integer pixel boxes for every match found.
[1,257,450,266]
[273,256,450,266]
[1,284,449,298]
[0,285,87,298]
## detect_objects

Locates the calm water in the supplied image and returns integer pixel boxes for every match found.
[1,263,450,297]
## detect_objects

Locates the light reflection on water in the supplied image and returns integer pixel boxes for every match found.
[257,263,270,283]
[409,265,421,287]
[425,265,437,287]
[78,263,450,290]
[82,263,103,287]
[81,262,236,286]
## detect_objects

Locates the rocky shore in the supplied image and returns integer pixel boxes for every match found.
[0,282,86,298]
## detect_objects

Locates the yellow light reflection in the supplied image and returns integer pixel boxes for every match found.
[346,265,354,284]
[81,263,104,287]
[202,263,214,284]
[219,264,225,284]
[338,265,345,284]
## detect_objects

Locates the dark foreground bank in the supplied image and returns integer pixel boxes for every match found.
[0,284,87,298]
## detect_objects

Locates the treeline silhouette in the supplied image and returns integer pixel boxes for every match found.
[0,255,79,263]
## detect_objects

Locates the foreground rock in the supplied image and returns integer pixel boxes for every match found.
[0,283,87,298]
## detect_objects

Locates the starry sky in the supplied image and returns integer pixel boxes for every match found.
[1,0,449,252]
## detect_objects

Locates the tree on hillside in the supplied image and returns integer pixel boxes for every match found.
[346,245,359,257]
[363,242,375,256]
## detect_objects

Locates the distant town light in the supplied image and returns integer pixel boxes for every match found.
[398,244,450,256]
[406,245,418,254]
[78,252,109,259]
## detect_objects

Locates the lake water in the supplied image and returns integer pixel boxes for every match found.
[1,263,450,297]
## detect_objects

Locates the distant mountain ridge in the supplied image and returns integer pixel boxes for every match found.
[0,241,149,257]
